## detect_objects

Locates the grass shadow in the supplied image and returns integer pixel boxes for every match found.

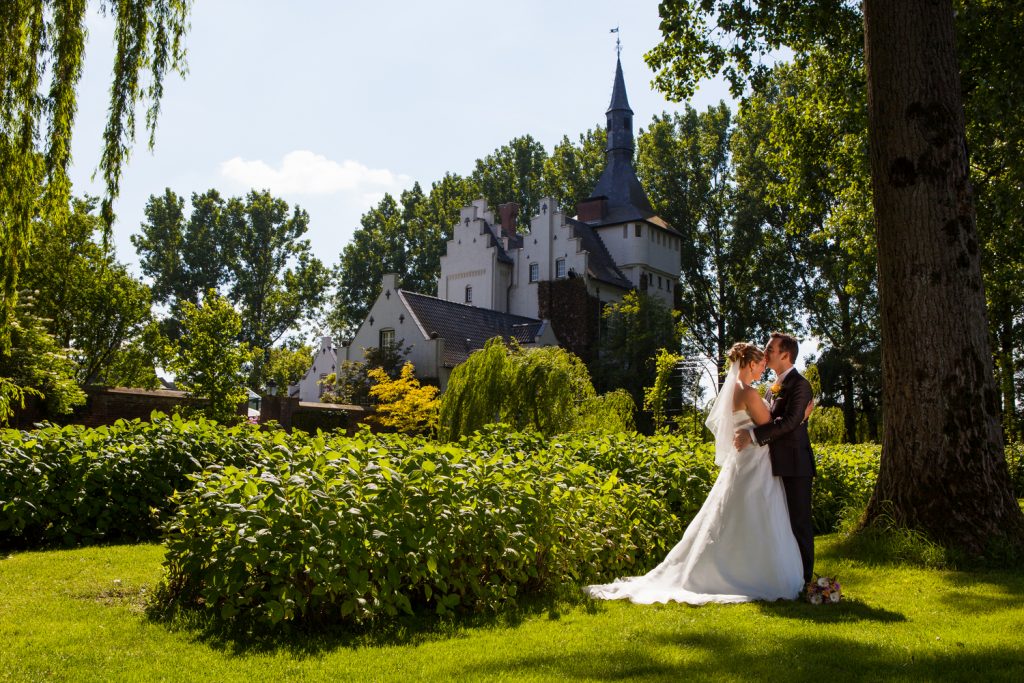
[933,569,1024,614]
[755,596,906,623]
[145,587,583,658]
[453,628,1024,682]
[819,526,953,569]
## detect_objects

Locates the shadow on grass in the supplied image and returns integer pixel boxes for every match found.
[755,596,906,623]
[820,527,1024,615]
[146,588,582,658]
[935,570,1024,614]
[820,519,1024,573]
[453,630,1024,682]
[819,527,952,569]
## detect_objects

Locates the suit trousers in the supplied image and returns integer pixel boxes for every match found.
[781,475,814,584]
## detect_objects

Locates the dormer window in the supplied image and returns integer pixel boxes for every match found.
[556,258,566,279]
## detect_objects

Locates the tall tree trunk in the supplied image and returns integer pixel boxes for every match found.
[841,367,856,444]
[862,0,1024,553]
[995,313,1018,442]
[862,393,879,443]
[839,298,857,443]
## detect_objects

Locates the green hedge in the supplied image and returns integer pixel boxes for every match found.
[2,416,885,628]
[155,428,880,627]
[562,433,880,537]
[0,413,265,548]
[155,428,655,625]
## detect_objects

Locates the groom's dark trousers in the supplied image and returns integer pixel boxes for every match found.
[781,476,814,584]
[753,369,816,584]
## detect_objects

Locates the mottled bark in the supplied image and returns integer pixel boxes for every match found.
[863,0,1024,553]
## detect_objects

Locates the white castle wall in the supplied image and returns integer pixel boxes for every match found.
[342,274,444,382]
[596,221,679,308]
[437,199,510,312]
[293,336,337,401]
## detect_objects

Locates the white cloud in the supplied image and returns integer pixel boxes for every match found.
[219,150,411,196]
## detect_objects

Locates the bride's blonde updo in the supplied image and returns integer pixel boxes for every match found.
[727,342,764,368]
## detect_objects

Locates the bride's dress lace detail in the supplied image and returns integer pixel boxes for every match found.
[584,372,804,604]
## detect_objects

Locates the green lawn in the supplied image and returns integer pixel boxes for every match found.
[2,536,1023,682]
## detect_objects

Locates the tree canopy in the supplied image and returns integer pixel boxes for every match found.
[133,187,330,386]
[0,0,190,350]
[169,290,258,424]
[646,0,1024,555]
[23,196,158,387]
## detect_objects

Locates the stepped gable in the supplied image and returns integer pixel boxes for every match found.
[482,219,515,263]
[399,290,545,367]
[565,217,633,290]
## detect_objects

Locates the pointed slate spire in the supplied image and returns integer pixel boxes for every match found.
[586,55,654,219]
[608,55,632,114]
[605,55,634,155]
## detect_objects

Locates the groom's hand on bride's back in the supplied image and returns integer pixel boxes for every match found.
[733,429,752,450]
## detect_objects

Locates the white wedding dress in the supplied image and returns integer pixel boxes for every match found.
[585,367,804,604]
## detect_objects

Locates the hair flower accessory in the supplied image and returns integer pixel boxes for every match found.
[805,575,841,604]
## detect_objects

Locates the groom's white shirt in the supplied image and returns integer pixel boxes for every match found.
[775,366,795,384]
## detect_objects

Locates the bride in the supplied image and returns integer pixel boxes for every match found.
[585,342,804,604]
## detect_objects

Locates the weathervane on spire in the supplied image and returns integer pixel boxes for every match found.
[610,26,621,57]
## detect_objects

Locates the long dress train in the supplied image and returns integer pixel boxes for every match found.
[584,409,804,604]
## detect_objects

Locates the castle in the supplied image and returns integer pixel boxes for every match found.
[294,56,681,399]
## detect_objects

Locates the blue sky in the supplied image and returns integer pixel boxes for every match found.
[68,0,732,274]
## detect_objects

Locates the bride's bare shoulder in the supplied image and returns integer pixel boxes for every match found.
[732,382,758,411]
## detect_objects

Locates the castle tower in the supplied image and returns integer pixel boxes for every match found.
[576,55,682,308]
[581,55,656,222]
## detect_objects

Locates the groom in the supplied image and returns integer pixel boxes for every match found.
[735,332,816,585]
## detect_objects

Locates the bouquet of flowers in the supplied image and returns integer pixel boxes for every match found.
[805,576,841,604]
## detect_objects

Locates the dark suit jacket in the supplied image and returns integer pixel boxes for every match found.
[752,368,816,477]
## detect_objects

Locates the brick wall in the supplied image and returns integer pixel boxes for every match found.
[8,386,372,435]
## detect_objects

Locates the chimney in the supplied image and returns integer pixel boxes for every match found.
[498,202,519,238]
[576,196,608,223]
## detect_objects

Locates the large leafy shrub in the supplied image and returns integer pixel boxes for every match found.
[2,415,888,629]
[559,432,718,564]
[366,362,439,434]
[0,413,265,548]
[155,428,651,626]
[437,338,627,441]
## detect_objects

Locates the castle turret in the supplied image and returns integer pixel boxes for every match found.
[578,55,655,224]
